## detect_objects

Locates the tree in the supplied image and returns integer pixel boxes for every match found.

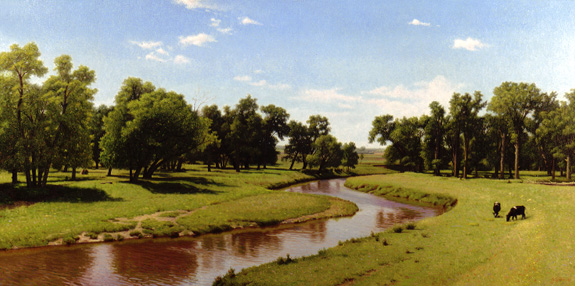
[369,115,424,172]
[306,135,343,170]
[90,105,113,169]
[489,82,544,179]
[101,78,210,182]
[100,77,155,176]
[448,91,486,178]
[284,115,330,170]
[341,142,359,172]
[42,55,96,183]
[422,101,446,176]
[0,42,48,186]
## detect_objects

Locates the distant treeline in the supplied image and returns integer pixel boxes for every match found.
[369,84,575,180]
[0,42,359,187]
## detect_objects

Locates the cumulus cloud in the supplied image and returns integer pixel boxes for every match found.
[362,75,464,117]
[408,19,431,26]
[453,37,488,51]
[174,55,190,64]
[240,17,262,25]
[179,33,217,47]
[156,48,169,55]
[145,52,168,63]
[173,0,218,10]
[234,75,252,82]
[131,40,163,49]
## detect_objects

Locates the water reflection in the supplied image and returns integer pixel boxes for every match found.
[0,178,441,285]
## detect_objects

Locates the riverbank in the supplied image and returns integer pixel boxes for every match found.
[218,172,575,285]
[0,162,390,250]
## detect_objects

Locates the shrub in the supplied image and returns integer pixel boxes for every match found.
[129,230,143,238]
[85,232,99,239]
[103,234,115,242]
[406,223,416,230]
[276,254,295,265]
[392,226,403,233]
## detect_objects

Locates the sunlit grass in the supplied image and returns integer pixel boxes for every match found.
[218,172,575,285]
[0,161,388,250]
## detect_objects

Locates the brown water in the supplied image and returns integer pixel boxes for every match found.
[0,178,442,285]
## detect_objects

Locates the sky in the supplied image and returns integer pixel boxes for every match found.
[2,0,575,148]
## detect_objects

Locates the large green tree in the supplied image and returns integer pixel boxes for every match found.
[306,134,343,170]
[489,82,545,179]
[0,42,48,186]
[422,101,446,176]
[448,91,486,179]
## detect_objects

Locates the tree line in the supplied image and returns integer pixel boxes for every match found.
[0,42,359,187]
[369,82,574,180]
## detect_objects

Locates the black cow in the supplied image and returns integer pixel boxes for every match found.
[493,202,501,217]
[506,206,526,222]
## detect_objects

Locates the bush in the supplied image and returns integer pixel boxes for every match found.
[103,233,115,242]
[392,226,403,233]
[406,223,416,230]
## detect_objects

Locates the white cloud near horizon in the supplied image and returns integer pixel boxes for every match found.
[173,0,218,10]
[408,19,431,26]
[240,17,262,25]
[179,33,217,47]
[174,55,191,64]
[233,75,252,82]
[210,18,233,34]
[131,40,163,49]
[145,52,168,63]
[453,37,488,51]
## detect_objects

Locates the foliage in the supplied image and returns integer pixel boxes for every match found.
[306,135,343,170]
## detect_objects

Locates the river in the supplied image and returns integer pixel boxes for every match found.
[0,178,442,285]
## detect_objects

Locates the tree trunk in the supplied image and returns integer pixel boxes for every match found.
[567,155,571,181]
[11,171,17,184]
[514,138,520,179]
[107,167,112,176]
[71,167,77,181]
[463,137,470,179]
[552,157,556,180]
[500,133,506,179]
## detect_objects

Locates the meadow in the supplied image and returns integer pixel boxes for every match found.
[218,172,575,285]
[0,154,386,250]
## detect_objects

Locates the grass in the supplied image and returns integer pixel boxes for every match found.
[216,172,575,285]
[0,155,388,250]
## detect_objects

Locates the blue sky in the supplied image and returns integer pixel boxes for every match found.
[2,1,575,148]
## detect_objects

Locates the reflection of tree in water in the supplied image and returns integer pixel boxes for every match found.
[112,241,198,285]
[0,246,92,285]
[376,208,423,228]
[228,230,282,257]
[297,220,328,242]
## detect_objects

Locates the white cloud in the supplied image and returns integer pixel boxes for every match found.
[173,0,218,10]
[174,55,190,64]
[233,75,252,82]
[210,18,221,27]
[131,40,163,49]
[254,69,264,74]
[156,48,169,55]
[362,75,464,116]
[453,37,488,51]
[145,52,167,63]
[298,88,361,106]
[217,27,233,34]
[179,33,217,47]
[268,83,291,90]
[408,19,431,26]
[249,80,267,86]
[240,17,262,25]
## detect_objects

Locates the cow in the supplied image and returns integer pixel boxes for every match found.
[506,206,526,222]
[493,202,501,218]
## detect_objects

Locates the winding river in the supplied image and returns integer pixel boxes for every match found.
[0,178,442,285]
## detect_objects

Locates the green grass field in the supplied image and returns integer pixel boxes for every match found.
[218,172,575,285]
[0,155,388,250]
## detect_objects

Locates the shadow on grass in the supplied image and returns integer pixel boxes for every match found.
[0,184,123,207]
[133,177,225,195]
